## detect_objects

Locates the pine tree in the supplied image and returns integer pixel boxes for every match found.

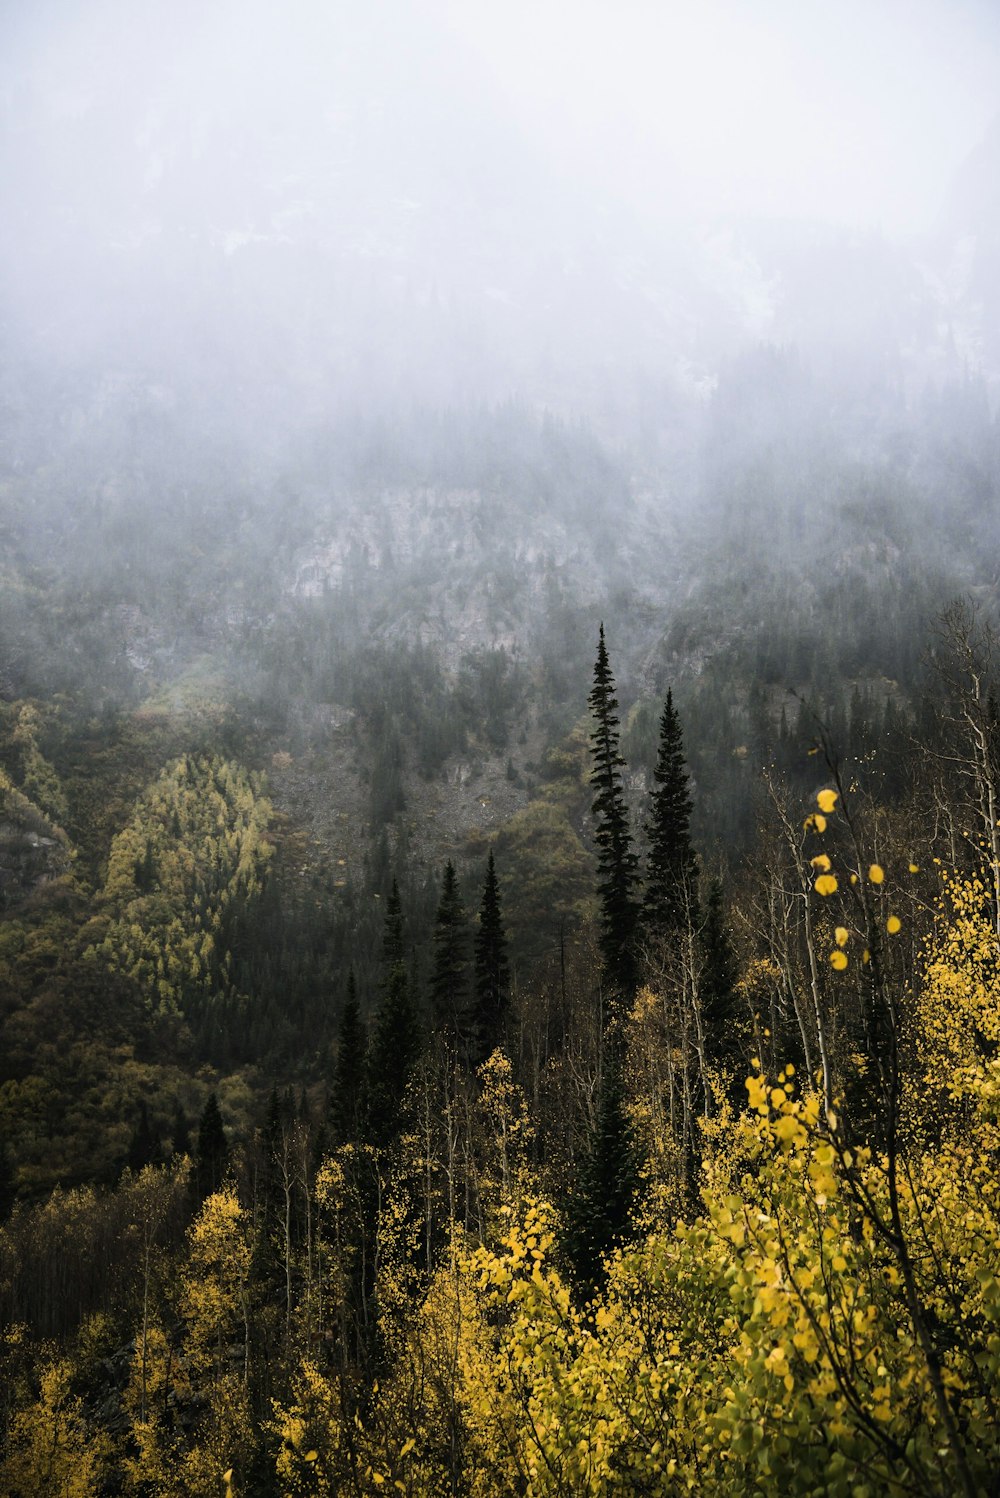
[643,689,699,939]
[367,884,423,1145]
[564,1057,641,1294]
[195,1092,229,1198]
[472,849,510,1061]
[429,860,470,1038]
[588,625,640,998]
[331,969,365,1142]
[700,876,739,1064]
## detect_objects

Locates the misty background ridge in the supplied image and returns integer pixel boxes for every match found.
[0,0,998,750]
[1,0,999,452]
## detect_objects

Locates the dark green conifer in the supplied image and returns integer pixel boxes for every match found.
[643,689,698,939]
[564,1058,641,1294]
[195,1091,229,1197]
[700,877,739,1064]
[588,625,640,998]
[367,883,423,1145]
[472,849,510,1060]
[331,969,365,1141]
[429,860,470,1037]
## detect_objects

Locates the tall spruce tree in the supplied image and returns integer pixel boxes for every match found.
[564,1056,641,1294]
[700,876,739,1065]
[331,968,365,1142]
[195,1091,229,1197]
[472,849,510,1060]
[367,881,422,1145]
[588,625,640,998]
[429,860,470,1038]
[643,689,699,938]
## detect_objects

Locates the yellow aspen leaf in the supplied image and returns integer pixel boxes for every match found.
[815,874,838,896]
[811,853,832,871]
[304,1451,318,1463]
[909,862,920,873]
[804,812,827,833]
[886,914,901,934]
[817,788,838,813]
[835,926,849,946]
[829,950,848,970]
[869,863,885,884]
[862,948,870,963]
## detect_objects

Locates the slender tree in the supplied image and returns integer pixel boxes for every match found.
[472,849,510,1060]
[331,968,365,1142]
[368,883,422,1145]
[195,1092,229,1198]
[643,688,699,939]
[429,860,470,1038]
[564,1056,641,1294]
[588,625,640,999]
[700,875,739,1066]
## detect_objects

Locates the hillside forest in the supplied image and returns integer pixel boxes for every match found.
[5,560,1000,1494]
[5,4,1000,1491]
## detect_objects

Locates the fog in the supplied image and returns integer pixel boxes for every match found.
[2,0,998,447]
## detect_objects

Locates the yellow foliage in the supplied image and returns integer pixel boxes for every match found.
[917,873,1000,1095]
[1,1355,111,1497]
[180,1188,253,1386]
[85,754,272,1014]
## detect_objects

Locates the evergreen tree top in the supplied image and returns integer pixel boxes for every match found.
[587,626,640,998]
[644,687,698,935]
[473,848,510,1058]
[430,860,470,1033]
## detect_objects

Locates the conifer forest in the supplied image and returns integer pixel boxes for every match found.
[4,3,1000,1495]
